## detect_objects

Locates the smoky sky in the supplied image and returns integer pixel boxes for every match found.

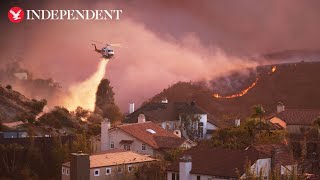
[1,0,320,111]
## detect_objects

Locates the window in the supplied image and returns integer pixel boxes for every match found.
[66,168,69,176]
[198,122,204,139]
[124,144,131,150]
[142,144,146,151]
[128,165,133,172]
[62,167,65,174]
[197,175,201,180]
[106,168,111,175]
[94,169,100,176]
[110,142,114,149]
[172,173,179,180]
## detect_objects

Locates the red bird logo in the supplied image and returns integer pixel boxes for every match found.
[8,7,24,23]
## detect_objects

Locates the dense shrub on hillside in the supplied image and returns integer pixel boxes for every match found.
[39,107,74,129]
[209,119,286,149]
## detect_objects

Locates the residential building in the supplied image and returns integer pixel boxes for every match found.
[166,144,297,180]
[97,119,195,157]
[267,104,320,134]
[61,149,156,180]
[124,100,219,140]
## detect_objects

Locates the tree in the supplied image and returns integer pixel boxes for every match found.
[5,85,12,90]
[180,113,201,140]
[134,162,166,180]
[94,79,123,123]
[252,105,266,134]
[210,119,285,149]
[73,106,90,120]
[71,131,91,154]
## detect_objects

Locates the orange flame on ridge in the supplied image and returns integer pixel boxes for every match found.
[271,66,276,73]
[213,78,258,99]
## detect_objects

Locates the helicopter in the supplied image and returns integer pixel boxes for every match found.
[91,41,121,59]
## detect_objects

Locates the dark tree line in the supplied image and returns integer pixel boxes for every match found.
[0,132,91,180]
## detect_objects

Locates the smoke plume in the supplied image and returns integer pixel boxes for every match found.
[62,59,109,111]
[2,0,320,111]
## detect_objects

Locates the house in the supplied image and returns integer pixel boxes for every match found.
[61,149,156,180]
[98,119,195,157]
[124,100,219,140]
[166,144,297,180]
[0,131,28,138]
[267,103,320,134]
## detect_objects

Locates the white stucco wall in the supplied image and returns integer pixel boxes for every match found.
[241,158,271,179]
[107,129,155,156]
[167,171,233,180]
[206,122,218,130]
[281,164,296,176]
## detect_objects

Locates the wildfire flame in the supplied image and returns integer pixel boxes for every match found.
[213,78,259,99]
[272,66,276,73]
[62,59,109,111]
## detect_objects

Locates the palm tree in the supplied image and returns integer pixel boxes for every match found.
[252,105,266,134]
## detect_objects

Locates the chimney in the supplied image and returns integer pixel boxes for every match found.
[179,155,192,180]
[101,119,110,151]
[276,102,285,113]
[70,152,90,180]
[138,114,146,123]
[161,97,168,104]
[235,119,241,127]
[129,103,135,114]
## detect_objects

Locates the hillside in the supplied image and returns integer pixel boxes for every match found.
[147,61,320,120]
[0,85,45,123]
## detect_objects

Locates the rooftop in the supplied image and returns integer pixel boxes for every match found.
[268,109,320,125]
[124,101,207,123]
[63,149,156,168]
[114,121,186,149]
[166,144,295,178]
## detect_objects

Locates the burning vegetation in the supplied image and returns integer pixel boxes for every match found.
[271,66,277,73]
[213,78,259,99]
[212,65,278,99]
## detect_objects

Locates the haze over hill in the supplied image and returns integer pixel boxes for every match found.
[147,60,320,120]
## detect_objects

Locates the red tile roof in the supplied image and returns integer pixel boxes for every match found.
[268,109,320,125]
[167,144,296,177]
[115,122,185,149]
[166,145,269,178]
[251,144,296,166]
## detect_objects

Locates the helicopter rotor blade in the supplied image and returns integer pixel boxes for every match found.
[109,44,129,48]
[91,40,104,45]
[109,44,122,47]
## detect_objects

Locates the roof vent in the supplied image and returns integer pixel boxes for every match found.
[146,129,156,134]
